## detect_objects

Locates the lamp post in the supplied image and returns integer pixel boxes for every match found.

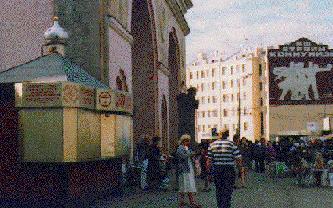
[237,73,252,140]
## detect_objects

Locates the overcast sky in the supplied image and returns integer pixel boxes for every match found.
[185,0,333,63]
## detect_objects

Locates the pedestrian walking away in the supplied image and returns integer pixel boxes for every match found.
[207,129,242,208]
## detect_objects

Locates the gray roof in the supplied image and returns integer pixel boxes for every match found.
[0,53,108,89]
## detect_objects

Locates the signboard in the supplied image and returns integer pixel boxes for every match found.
[62,83,80,106]
[96,89,133,114]
[307,122,319,133]
[323,117,331,131]
[62,83,95,109]
[79,85,95,109]
[22,82,62,107]
[268,38,333,105]
[96,89,116,111]
[20,82,95,109]
[19,82,132,113]
[114,91,133,113]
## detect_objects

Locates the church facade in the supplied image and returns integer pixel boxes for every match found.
[0,0,193,153]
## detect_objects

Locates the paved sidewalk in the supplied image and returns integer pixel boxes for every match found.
[91,172,333,208]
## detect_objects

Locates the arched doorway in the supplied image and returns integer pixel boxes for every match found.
[131,0,157,141]
[168,28,180,150]
[161,95,168,153]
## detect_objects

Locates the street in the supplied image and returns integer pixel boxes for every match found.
[91,172,333,208]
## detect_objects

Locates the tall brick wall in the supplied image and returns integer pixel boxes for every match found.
[54,0,103,82]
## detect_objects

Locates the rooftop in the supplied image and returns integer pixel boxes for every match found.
[0,53,108,89]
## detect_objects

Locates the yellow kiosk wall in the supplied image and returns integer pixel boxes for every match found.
[20,109,64,162]
[77,109,101,160]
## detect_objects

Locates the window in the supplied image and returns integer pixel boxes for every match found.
[243,108,247,115]
[198,125,201,132]
[208,111,211,117]
[196,71,199,79]
[213,124,218,129]
[260,98,263,106]
[212,68,216,77]
[236,65,240,73]
[244,122,248,131]
[223,94,227,102]
[206,70,209,77]
[222,67,226,75]
[212,96,217,103]
[196,84,200,92]
[207,97,211,103]
[212,82,216,90]
[202,111,205,117]
[231,66,234,75]
[259,64,263,76]
[260,112,264,135]
[231,94,234,101]
[201,96,205,104]
[242,64,245,72]
[203,125,206,132]
[201,71,205,78]
[222,81,226,89]
[243,92,246,100]
[259,82,263,91]
[208,124,211,129]
[224,124,228,129]
[230,80,234,88]
[190,72,193,79]
[223,109,228,117]
[201,83,204,91]
[212,110,218,117]
[233,124,236,130]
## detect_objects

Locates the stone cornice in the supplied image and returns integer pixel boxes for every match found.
[184,0,193,9]
[106,15,133,45]
[165,0,192,36]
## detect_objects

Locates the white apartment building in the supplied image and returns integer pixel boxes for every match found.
[186,49,267,143]
[186,51,222,142]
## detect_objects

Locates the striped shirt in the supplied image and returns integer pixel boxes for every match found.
[208,139,242,166]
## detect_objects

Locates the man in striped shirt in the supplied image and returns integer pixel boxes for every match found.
[208,129,242,208]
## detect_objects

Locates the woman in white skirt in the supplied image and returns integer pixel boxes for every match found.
[176,134,202,208]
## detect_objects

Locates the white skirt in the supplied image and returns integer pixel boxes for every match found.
[179,160,197,193]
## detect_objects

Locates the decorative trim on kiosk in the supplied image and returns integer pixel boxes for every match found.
[16,82,133,114]
[96,89,133,114]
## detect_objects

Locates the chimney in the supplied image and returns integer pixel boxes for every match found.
[42,16,68,56]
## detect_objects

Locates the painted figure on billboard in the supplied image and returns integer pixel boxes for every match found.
[269,38,333,105]
[273,62,332,100]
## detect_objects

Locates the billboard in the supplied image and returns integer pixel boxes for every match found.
[268,38,333,105]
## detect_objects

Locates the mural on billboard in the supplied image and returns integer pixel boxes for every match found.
[268,38,333,105]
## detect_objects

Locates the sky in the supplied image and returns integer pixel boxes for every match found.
[185,0,333,63]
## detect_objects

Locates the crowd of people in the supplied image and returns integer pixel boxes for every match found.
[124,132,333,208]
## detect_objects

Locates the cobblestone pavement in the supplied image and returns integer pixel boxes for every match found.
[91,172,333,208]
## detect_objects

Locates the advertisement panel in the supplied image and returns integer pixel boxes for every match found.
[96,89,133,114]
[21,82,62,107]
[268,38,333,105]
